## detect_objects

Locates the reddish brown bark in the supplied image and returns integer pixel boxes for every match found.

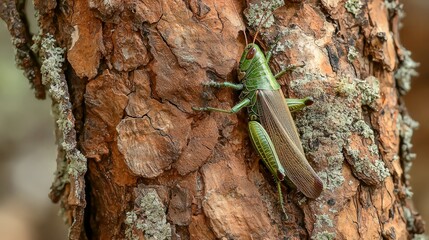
[1,0,426,239]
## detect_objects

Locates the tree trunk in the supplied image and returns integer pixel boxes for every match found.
[1,0,425,239]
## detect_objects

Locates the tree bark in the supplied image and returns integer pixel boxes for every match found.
[1,0,426,239]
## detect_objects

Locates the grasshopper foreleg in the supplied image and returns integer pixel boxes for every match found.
[203,81,244,90]
[193,98,251,114]
[274,62,306,79]
[248,120,288,219]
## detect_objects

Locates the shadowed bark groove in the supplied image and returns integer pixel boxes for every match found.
[1,0,426,239]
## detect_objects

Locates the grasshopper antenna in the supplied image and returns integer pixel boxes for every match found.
[230,0,248,46]
[252,10,275,44]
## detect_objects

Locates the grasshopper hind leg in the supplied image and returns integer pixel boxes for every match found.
[286,97,314,112]
[276,181,286,217]
[248,120,288,219]
[193,98,251,114]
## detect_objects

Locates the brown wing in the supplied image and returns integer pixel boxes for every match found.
[257,89,323,198]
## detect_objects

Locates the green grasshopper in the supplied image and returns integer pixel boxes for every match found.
[193,11,323,216]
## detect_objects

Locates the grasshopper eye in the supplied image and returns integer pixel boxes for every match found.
[246,47,256,59]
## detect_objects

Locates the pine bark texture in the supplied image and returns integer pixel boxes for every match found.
[1,0,425,239]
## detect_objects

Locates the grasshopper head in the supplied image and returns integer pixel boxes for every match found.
[238,43,262,80]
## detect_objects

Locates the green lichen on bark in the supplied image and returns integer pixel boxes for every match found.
[398,114,419,180]
[33,33,87,198]
[290,74,388,190]
[345,127,389,184]
[315,214,334,228]
[345,0,363,17]
[317,154,344,191]
[347,46,359,62]
[244,0,285,29]
[125,187,171,240]
[413,234,429,240]
[384,0,405,20]
[312,230,336,240]
[395,46,419,95]
[392,40,420,210]
[272,27,294,54]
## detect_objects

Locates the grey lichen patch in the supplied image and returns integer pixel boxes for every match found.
[244,0,285,29]
[358,76,380,107]
[318,170,345,191]
[354,120,374,139]
[398,114,419,179]
[31,34,42,53]
[345,0,363,17]
[315,214,334,228]
[274,40,292,54]
[36,33,87,195]
[67,151,87,177]
[403,206,415,231]
[39,35,66,94]
[395,46,419,95]
[318,154,345,190]
[372,159,390,180]
[57,116,73,134]
[413,234,429,240]
[329,208,338,214]
[384,0,398,10]
[297,197,308,206]
[384,0,405,20]
[311,230,336,240]
[272,27,294,54]
[336,76,380,107]
[291,74,385,190]
[345,134,390,184]
[403,186,414,199]
[347,46,359,62]
[125,187,171,240]
[368,144,379,156]
[336,77,357,99]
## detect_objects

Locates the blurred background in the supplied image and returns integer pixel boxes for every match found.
[0,1,427,239]
[401,0,429,230]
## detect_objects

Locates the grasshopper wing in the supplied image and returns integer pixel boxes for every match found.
[257,89,323,198]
